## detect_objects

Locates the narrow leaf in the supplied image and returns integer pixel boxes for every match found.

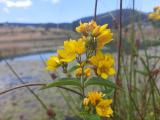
[135,69,148,76]
[86,114,101,120]
[42,78,81,89]
[85,77,116,88]
[68,65,79,73]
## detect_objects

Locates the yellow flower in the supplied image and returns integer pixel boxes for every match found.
[97,59,116,79]
[90,52,116,79]
[76,21,87,33]
[75,68,91,77]
[85,68,91,77]
[83,98,90,106]
[93,24,113,50]
[96,99,113,118]
[89,51,104,66]
[76,20,113,50]
[57,38,86,63]
[46,56,60,71]
[75,38,86,55]
[57,40,77,62]
[88,91,104,105]
[154,6,160,12]
[148,6,160,21]
[155,15,160,21]
[97,29,113,50]
[57,49,76,63]
[148,13,157,20]
[64,40,76,50]
[76,20,97,35]
[149,13,160,21]
[75,68,82,77]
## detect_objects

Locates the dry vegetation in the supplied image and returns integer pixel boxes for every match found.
[0,26,78,58]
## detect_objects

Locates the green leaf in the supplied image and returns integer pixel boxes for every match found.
[42,78,81,89]
[85,77,116,88]
[86,114,101,120]
[103,88,115,97]
[148,55,160,59]
[68,65,79,73]
[135,69,148,76]
[140,57,150,73]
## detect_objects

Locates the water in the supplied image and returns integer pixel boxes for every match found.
[0,52,56,89]
[5,52,56,62]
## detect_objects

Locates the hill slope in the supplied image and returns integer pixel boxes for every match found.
[0,9,148,30]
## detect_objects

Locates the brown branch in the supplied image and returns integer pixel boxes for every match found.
[0,83,83,97]
[113,0,123,115]
[116,0,123,86]
[4,60,48,109]
[0,83,46,95]
[94,0,98,21]
[57,86,83,97]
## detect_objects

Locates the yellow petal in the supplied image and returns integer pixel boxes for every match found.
[99,24,108,33]
[83,98,90,106]
[85,68,91,77]
[101,73,108,79]
[75,38,86,54]
[57,49,76,63]
[97,30,113,49]
[92,26,100,37]
[75,68,82,77]
[106,107,113,116]
[45,56,60,71]
[96,99,113,117]
[108,68,116,75]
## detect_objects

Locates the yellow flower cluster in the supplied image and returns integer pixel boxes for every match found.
[46,21,115,118]
[83,91,113,118]
[46,38,86,71]
[148,6,160,21]
[90,51,115,79]
[76,20,113,50]
[75,67,91,77]
[46,20,115,79]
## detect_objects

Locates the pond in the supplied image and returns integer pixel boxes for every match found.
[0,52,56,62]
[0,52,56,89]
[0,52,79,120]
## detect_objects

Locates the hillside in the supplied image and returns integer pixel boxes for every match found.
[0,9,153,58]
[72,9,148,29]
[0,27,78,58]
[0,9,148,30]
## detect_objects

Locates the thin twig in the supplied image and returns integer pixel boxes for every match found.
[0,83,83,97]
[113,0,123,112]
[57,86,83,97]
[0,83,46,95]
[94,0,98,21]
[4,60,48,109]
[116,0,123,86]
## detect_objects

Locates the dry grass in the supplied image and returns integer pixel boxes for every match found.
[0,26,79,57]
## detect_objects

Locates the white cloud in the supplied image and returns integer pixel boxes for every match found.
[2,7,9,13]
[17,17,28,22]
[52,0,60,4]
[0,0,32,8]
[42,0,60,5]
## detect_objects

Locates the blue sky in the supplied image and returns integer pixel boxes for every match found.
[0,0,159,23]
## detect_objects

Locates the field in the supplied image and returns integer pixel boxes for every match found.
[0,1,160,120]
[0,26,78,58]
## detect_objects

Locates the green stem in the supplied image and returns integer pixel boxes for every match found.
[81,66,85,98]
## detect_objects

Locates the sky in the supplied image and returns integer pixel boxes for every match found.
[0,0,159,23]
